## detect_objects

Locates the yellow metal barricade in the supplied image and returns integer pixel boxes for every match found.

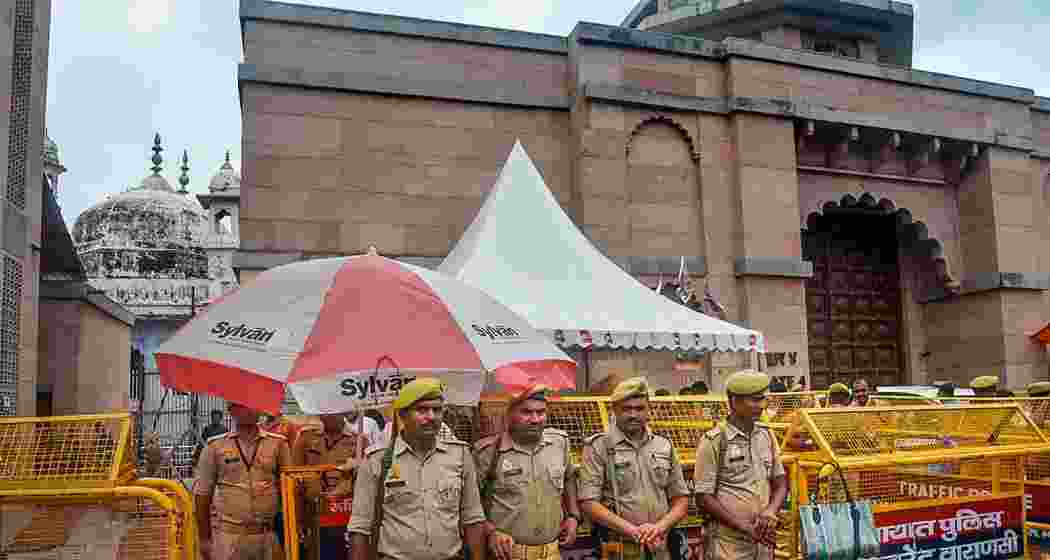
[0,413,193,560]
[785,404,1050,560]
[281,465,356,560]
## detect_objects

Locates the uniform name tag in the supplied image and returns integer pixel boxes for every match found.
[224,457,239,464]
[729,455,745,463]
[385,479,406,488]
[504,467,523,476]
[306,449,321,455]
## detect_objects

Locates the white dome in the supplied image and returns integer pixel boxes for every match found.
[73,187,210,251]
[209,152,240,191]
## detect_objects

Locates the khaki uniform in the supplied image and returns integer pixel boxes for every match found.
[195,429,292,560]
[292,428,365,496]
[578,423,689,560]
[348,435,486,560]
[694,422,785,560]
[474,428,574,559]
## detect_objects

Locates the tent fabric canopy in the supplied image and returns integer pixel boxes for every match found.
[439,140,765,354]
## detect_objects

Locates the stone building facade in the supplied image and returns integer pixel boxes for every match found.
[235,0,1050,390]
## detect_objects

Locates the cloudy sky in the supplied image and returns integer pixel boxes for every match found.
[46,0,1050,226]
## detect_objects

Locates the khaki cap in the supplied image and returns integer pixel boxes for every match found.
[970,375,999,390]
[610,377,650,402]
[508,384,552,408]
[1028,381,1050,397]
[725,370,770,397]
[828,383,851,396]
[391,378,445,410]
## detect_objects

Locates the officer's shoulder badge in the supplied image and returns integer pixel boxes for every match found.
[543,428,570,439]
[584,433,605,447]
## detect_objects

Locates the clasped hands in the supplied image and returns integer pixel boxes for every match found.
[749,509,779,547]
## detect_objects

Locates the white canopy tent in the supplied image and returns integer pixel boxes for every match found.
[439,140,765,355]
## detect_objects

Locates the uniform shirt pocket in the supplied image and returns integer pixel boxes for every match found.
[383,485,416,508]
[725,442,751,478]
[612,451,638,492]
[651,452,673,487]
[437,478,462,509]
[548,464,566,491]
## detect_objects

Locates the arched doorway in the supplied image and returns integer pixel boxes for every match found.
[802,193,959,389]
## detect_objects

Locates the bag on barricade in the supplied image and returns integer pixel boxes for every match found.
[800,463,879,560]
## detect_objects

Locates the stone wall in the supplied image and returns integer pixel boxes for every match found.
[75,303,131,413]
[39,299,131,415]
[241,85,572,257]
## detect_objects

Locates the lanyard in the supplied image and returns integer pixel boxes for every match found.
[234,438,260,473]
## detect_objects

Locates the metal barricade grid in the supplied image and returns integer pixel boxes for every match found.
[546,399,607,464]
[766,392,824,425]
[444,405,476,443]
[0,496,179,560]
[0,415,134,491]
[808,457,1022,508]
[636,398,726,464]
[795,405,1045,461]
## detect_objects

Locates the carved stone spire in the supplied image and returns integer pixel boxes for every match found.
[150,133,163,175]
[177,150,190,194]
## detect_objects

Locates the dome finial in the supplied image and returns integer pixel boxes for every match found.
[150,133,164,175]
[225,150,231,164]
[177,150,190,193]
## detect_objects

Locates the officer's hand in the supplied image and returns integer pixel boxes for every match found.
[636,523,666,548]
[559,516,578,546]
[200,538,213,560]
[754,511,778,544]
[622,524,643,544]
[488,529,515,560]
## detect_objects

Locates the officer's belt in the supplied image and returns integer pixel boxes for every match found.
[510,541,560,560]
[218,520,272,535]
[601,541,646,559]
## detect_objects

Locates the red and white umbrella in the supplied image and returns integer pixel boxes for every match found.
[156,253,575,414]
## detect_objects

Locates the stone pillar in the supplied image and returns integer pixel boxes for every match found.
[925,147,1047,387]
[725,114,810,385]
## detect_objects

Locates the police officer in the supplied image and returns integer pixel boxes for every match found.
[348,378,488,560]
[292,413,368,559]
[971,375,1000,398]
[827,383,851,408]
[474,385,581,560]
[694,370,787,560]
[195,401,292,560]
[579,377,689,560]
[293,413,367,479]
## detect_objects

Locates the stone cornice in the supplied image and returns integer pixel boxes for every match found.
[241,2,1044,112]
[239,64,572,110]
[572,23,1034,104]
[920,272,1050,303]
[240,0,567,54]
[585,83,1033,152]
[734,257,814,279]
[40,281,137,326]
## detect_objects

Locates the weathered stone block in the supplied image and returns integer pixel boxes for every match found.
[251,113,343,157]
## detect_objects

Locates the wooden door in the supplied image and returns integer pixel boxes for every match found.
[804,212,902,389]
